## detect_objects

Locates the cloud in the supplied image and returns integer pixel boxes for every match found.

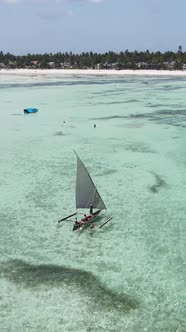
[89,0,104,3]
[38,8,73,20]
[1,0,18,4]
[38,10,62,20]
[71,0,104,3]
[0,0,105,4]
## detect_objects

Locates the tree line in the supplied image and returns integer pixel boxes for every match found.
[0,47,186,69]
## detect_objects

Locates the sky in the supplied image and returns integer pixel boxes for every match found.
[0,0,186,55]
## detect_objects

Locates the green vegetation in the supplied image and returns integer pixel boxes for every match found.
[0,47,186,70]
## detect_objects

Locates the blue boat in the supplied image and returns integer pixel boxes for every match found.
[24,108,38,114]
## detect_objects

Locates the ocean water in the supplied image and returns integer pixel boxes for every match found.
[0,73,185,332]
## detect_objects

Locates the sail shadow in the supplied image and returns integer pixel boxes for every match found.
[0,259,138,312]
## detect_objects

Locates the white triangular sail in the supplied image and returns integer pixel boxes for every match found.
[75,152,106,211]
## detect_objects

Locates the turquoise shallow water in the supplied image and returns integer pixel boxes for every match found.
[0,74,185,331]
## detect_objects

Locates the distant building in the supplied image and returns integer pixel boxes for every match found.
[162,61,176,70]
[0,62,5,69]
[96,63,101,70]
[136,62,149,69]
[102,62,119,69]
[102,62,112,69]
[168,61,176,69]
[48,62,55,68]
[31,61,39,65]
[31,60,40,68]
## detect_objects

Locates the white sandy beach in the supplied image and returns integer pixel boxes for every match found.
[1,68,186,77]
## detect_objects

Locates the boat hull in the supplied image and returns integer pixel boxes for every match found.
[73,210,101,231]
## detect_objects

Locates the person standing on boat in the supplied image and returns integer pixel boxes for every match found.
[90,203,93,215]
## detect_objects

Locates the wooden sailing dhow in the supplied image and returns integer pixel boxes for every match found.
[58,151,108,231]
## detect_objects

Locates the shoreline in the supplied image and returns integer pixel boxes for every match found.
[1,68,186,77]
